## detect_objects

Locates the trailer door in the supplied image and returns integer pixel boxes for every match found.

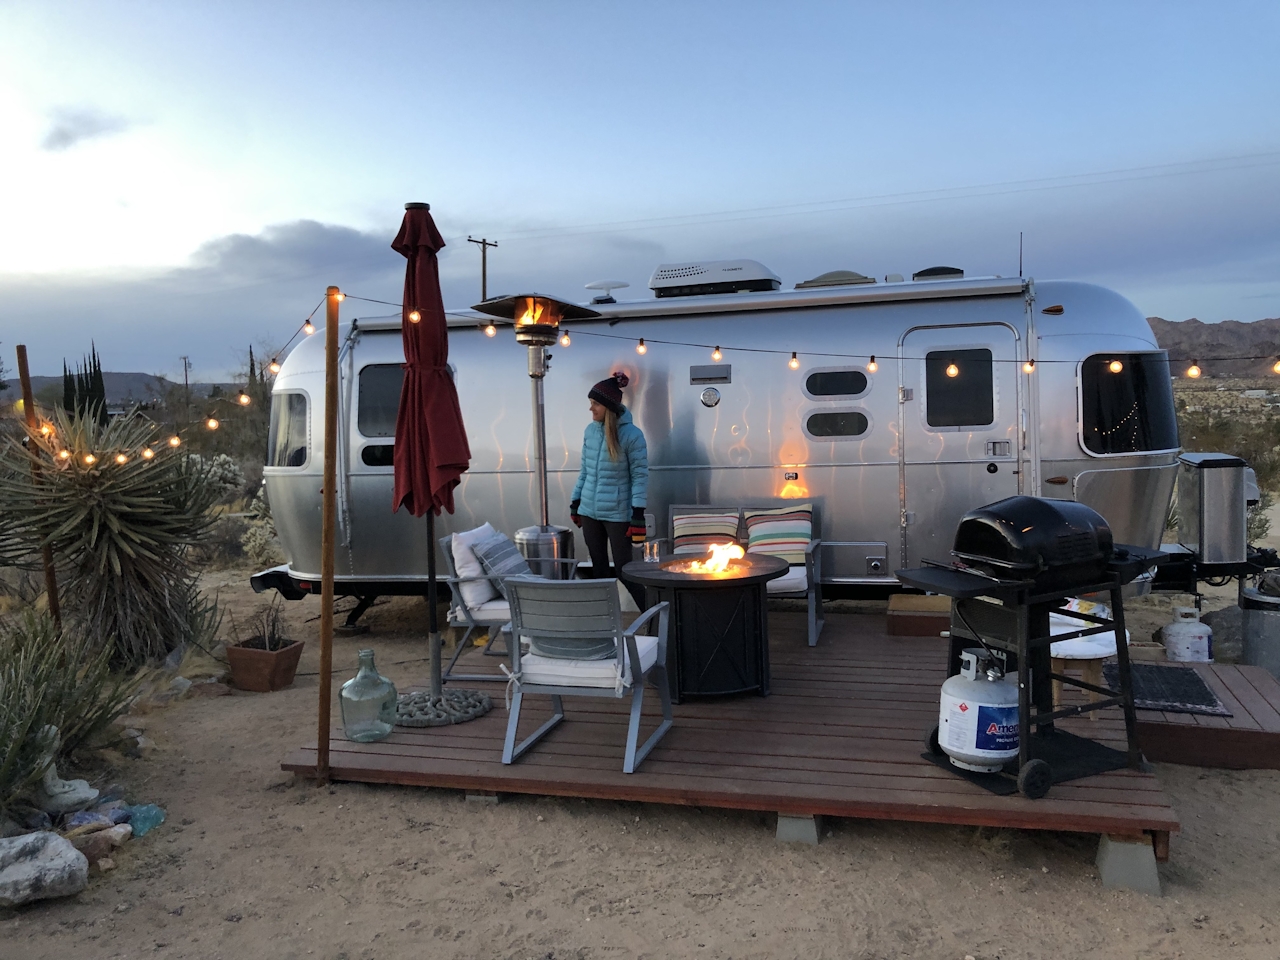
[899,324,1021,567]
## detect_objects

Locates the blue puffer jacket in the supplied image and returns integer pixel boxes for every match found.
[571,408,648,523]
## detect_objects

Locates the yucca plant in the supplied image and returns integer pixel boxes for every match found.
[0,612,139,819]
[0,408,222,666]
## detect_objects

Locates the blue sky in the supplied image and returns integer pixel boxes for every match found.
[1,1,1278,379]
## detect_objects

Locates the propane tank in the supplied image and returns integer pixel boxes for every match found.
[939,648,1020,772]
[1163,607,1213,662]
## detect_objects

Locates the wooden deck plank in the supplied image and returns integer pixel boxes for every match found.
[1209,664,1280,730]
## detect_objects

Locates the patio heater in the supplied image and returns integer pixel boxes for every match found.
[472,294,601,575]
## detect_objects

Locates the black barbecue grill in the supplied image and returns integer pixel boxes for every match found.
[898,496,1168,799]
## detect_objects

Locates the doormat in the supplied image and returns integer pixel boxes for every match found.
[924,728,1131,796]
[1103,662,1231,716]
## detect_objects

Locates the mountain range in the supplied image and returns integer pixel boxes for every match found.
[1147,317,1280,378]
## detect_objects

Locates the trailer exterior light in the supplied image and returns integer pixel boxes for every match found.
[303,322,316,335]
[408,310,421,323]
[268,359,281,375]
[206,418,220,430]
[636,338,647,355]
[945,361,959,378]
[867,355,878,373]
[559,331,571,347]
[1108,359,1123,374]
[1186,361,1202,379]
[789,352,800,370]
[1023,359,1036,373]
[712,346,722,362]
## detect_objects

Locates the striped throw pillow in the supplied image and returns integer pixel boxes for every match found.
[744,504,813,564]
[474,534,533,599]
[671,510,741,555]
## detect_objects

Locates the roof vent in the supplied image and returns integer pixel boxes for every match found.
[912,265,964,281]
[795,269,876,290]
[649,259,781,298]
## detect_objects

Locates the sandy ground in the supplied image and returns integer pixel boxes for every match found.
[4,564,1280,960]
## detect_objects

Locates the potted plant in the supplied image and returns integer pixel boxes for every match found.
[225,602,304,692]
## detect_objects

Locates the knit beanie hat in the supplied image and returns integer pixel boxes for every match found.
[588,371,629,415]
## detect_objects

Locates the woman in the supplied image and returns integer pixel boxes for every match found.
[570,372,648,608]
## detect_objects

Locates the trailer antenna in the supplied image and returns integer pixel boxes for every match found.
[1019,231,1024,279]
[467,236,499,301]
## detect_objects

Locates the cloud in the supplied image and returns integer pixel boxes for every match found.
[41,106,130,151]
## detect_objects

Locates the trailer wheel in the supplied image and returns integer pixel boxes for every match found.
[925,724,942,757]
[1018,759,1052,799]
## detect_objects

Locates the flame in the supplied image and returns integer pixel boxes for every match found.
[516,297,544,326]
[778,480,809,499]
[685,542,745,575]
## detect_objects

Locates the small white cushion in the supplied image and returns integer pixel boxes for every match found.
[471,598,511,620]
[520,634,659,689]
[1048,612,1128,659]
[451,523,500,608]
[766,564,809,595]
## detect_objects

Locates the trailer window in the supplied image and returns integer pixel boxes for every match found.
[267,393,308,467]
[1081,353,1178,454]
[925,349,993,427]
[805,369,868,398]
[357,364,404,438]
[806,411,869,438]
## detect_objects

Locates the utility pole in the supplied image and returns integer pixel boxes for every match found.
[179,356,192,425]
[467,236,498,301]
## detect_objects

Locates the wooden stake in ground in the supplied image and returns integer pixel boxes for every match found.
[15,344,62,630]
[316,286,341,782]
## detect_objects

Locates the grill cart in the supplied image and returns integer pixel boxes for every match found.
[898,496,1167,799]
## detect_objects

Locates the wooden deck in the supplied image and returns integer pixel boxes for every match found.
[1130,662,1280,769]
[284,613,1179,849]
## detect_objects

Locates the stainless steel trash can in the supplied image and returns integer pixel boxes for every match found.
[515,525,575,579]
[1242,586,1280,680]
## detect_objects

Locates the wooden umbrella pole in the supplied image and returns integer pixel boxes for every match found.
[15,345,62,630]
[316,286,341,782]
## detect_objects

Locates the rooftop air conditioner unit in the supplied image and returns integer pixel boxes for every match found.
[649,259,781,298]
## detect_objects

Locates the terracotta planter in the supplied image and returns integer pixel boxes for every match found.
[226,640,305,692]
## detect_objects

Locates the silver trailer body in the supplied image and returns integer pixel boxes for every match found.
[262,274,1179,592]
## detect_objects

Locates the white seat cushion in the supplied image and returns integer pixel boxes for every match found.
[766,564,809,595]
[469,598,511,621]
[1048,612,1128,659]
[451,524,501,608]
[520,634,659,689]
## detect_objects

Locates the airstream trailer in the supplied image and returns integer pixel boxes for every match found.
[253,261,1179,610]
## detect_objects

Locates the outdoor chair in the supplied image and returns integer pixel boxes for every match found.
[502,577,673,774]
[669,502,825,646]
[439,529,576,684]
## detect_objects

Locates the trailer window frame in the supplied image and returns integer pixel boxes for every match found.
[802,406,872,441]
[802,366,872,401]
[922,348,995,430]
[266,390,310,469]
[356,363,405,439]
[1077,351,1180,457]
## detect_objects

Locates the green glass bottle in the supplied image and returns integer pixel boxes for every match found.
[340,649,397,742]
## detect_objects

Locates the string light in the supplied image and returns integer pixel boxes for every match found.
[206,418,220,430]
[334,292,345,302]
[945,361,959,378]
[1023,359,1036,373]
[1108,360,1124,374]
[712,346,722,362]
[237,393,251,406]
[303,322,316,335]
[1273,357,1280,374]
[58,449,71,460]
[268,359,282,375]
[408,310,421,323]
[867,355,878,373]
[141,448,155,460]
[40,424,53,437]
[1186,361,1202,379]
[789,352,800,370]
[83,454,96,465]
[483,323,497,338]
[168,436,182,448]
[636,338,647,355]
[115,453,129,465]
[559,332,571,347]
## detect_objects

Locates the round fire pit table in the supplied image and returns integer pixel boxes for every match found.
[622,553,789,703]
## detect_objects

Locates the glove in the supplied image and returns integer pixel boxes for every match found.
[570,499,581,528]
[628,508,647,544]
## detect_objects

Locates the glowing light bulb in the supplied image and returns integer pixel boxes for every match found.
[238,393,251,405]
[867,356,878,373]
[945,362,959,378]
[1108,359,1123,374]
[268,360,281,375]
[408,310,421,323]
[83,453,96,465]
[559,332,571,347]
[789,352,800,370]
[40,424,53,436]
[1186,361,1202,379]
[206,418,220,430]
[115,453,129,464]
[484,323,497,338]
[142,448,156,460]
[1274,358,1280,375]
[636,338,647,355]
[334,292,345,302]
[303,322,316,335]
[712,346,722,362]
[1023,359,1036,373]
[58,449,71,460]
[168,436,182,448]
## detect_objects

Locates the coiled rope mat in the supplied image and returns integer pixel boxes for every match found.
[395,689,493,727]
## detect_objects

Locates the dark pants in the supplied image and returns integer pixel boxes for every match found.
[580,514,645,609]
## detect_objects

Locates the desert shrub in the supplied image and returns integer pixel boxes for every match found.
[188,453,246,503]
[228,598,292,652]
[0,613,139,819]
[0,408,222,666]
[241,485,285,567]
